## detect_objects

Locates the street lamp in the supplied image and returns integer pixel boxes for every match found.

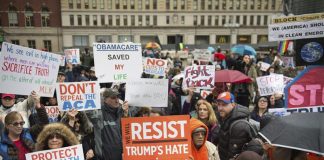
[224,23,240,50]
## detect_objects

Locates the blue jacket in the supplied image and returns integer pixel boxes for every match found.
[0,129,34,159]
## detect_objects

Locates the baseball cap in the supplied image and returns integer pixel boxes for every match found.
[103,88,120,98]
[216,92,235,104]
[1,94,15,99]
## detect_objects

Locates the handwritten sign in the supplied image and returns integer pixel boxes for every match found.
[121,115,191,160]
[256,74,284,96]
[259,62,271,71]
[183,65,215,89]
[282,56,295,68]
[0,42,60,97]
[93,43,143,83]
[56,81,101,111]
[64,49,80,64]
[143,58,167,77]
[125,79,168,107]
[26,144,84,160]
[45,106,60,123]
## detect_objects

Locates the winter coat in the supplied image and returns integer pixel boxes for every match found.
[35,123,79,151]
[215,105,253,160]
[206,141,220,160]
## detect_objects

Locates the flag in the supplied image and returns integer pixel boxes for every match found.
[277,40,290,55]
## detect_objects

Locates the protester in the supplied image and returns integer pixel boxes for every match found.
[197,100,218,142]
[214,92,261,160]
[0,111,35,160]
[268,95,276,108]
[235,151,262,160]
[250,96,269,122]
[189,99,204,118]
[190,118,220,160]
[87,88,129,160]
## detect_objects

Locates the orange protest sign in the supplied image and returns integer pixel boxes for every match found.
[122,115,191,160]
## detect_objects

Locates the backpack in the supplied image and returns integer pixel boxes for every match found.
[229,119,259,139]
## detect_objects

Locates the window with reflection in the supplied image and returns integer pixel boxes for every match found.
[25,6,34,27]
[41,7,50,27]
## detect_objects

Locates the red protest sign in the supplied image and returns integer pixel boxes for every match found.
[285,66,324,113]
[121,115,191,160]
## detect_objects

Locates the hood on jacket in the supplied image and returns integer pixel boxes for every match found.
[36,123,79,151]
[190,118,209,160]
[216,104,250,129]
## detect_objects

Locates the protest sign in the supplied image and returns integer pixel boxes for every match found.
[258,62,271,71]
[26,144,84,160]
[143,58,167,77]
[294,37,324,66]
[177,51,189,59]
[0,42,60,97]
[285,66,324,113]
[60,55,66,66]
[64,49,80,64]
[125,79,168,107]
[56,81,101,111]
[93,43,143,82]
[283,76,293,86]
[121,115,191,160]
[282,56,295,68]
[200,90,212,99]
[268,13,324,41]
[192,49,213,62]
[183,65,215,89]
[268,108,291,117]
[45,106,60,123]
[256,74,284,96]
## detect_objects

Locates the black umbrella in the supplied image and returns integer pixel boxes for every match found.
[259,112,324,156]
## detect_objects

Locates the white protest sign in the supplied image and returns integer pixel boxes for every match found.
[26,144,84,160]
[192,49,213,62]
[0,42,60,97]
[200,90,212,99]
[183,65,215,89]
[143,58,167,77]
[45,106,60,123]
[269,108,291,117]
[64,49,80,64]
[256,74,284,96]
[282,56,295,68]
[268,13,324,41]
[125,79,168,107]
[60,55,66,66]
[93,43,143,82]
[56,81,101,111]
[259,62,271,71]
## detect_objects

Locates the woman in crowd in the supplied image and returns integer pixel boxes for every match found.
[196,100,218,142]
[0,111,35,160]
[250,96,269,122]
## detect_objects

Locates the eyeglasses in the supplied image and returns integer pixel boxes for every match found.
[10,121,25,127]
[48,134,63,140]
[259,99,268,103]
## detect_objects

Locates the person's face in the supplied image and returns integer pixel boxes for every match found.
[269,95,275,105]
[104,96,119,108]
[48,134,64,149]
[258,97,268,109]
[57,75,65,82]
[269,68,275,73]
[90,71,96,77]
[150,113,160,117]
[192,131,206,148]
[243,55,250,64]
[1,97,15,107]
[48,97,57,105]
[6,117,24,136]
[198,104,209,120]
[217,101,234,118]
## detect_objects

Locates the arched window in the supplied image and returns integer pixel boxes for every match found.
[25,6,34,27]
[8,6,18,26]
[41,7,50,27]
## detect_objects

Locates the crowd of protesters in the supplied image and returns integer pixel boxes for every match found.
[0,47,322,160]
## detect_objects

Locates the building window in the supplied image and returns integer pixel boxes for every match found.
[8,7,18,27]
[257,0,261,9]
[208,15,212,26]
[69,0,73,9]
[116,15,120,26]
[166,0,170,9]
[108,15,112,25]
[27,40,36,49]
[173,0,177,10]
[236,15,240,24]
[216,35,229,43]
[25,7,34,27]
[243,0,247,9]
[77,15,82,25]
[116,0,120,9]
[131,15,135,26]
[85,0,89,9]
[77,0,81,9]
[101,15,105,25]
[181,0,185,9]
[85,15,90,25]
[70,15,74,26]
[123,15,128,26]
[243,15,247,25]
[222,0,226,9]
[229,0,233,9]
[138,0,142,9]
[271,0,275,9]
[250,15,254,25]
[264,0,269,9]
[215,15,219,26]
[257,15,261,25]
[43,40,52,52]
[118,35,133,42]
[237,35,251,44]
[145,0,150,9]
[208,0,212,10]
[201,15,205,26]
[92,0,97,9]
[130,0,135,9]
[250,0,254,9]
[73,36,88,46]
[221,15,226,25]
[195,35,209,45]
[93,15,97,26]
[11,40,20,45]
[236,0,241,9]
[181,16,185,24]
[146,15,150,25]
[258,35,268,43]
[107,0,112,9]
[215,0,219,9]
[201,0,205,10]
[193,15,197,25]
[99,0,104,9]
[96,35,112,42]
[153,0,157,9]
[41,7,50,27]
[193,0,197,10]
[264,15,268,25]
[138,15,142,26]
[123,0,127,9]
[166,16,170,24]
[153,15,157,25]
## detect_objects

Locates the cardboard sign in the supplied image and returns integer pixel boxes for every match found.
[256,74,284,96]
[125,79,168,107]
[285,66,324,113]
[56,81,101,111]
[259,62,271,71]
[268,13,324,41]
[143,58,167,77]
[282,56,295,68]
[64,49,80,64]
[45,106,60,123]
[93,43,143,83]
[183,65,215,89]
[0,42,60,97]
[121,115,191,160]
[26,144,84,160]
[200,90,212,99]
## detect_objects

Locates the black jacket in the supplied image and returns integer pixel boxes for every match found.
[215,105,252,160]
